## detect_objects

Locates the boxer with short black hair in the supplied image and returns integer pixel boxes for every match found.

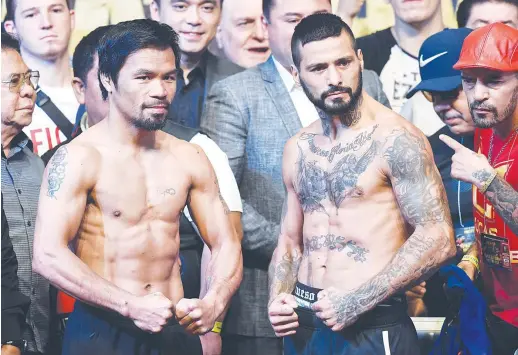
[32,19,242,355]
[268,13,455,355]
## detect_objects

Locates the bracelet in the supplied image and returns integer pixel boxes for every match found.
[211,321,222,334]
[461,255,480,273]
[479,170,498,194]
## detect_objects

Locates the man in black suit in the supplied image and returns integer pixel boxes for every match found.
[150,0,243,128]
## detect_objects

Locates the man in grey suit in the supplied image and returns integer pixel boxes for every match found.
[150,0,242,129]
[201,0,390,354]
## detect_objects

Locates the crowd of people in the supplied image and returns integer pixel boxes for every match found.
[1,0,518,354]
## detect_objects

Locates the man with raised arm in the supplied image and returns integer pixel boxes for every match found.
[267,13,455,355]
[32,19,242,355]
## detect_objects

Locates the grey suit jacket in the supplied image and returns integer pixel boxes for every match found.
[201,56,390,337]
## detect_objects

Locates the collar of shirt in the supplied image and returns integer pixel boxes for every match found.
[180,52,208,86]
[80,111,89,133]
[1,132,33,160]
[273,56,297,92]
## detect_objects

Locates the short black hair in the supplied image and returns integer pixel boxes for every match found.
[5,0,72,22]
[291,13,356,69]
[97,19,181,100]
[263,0,331,22]
[457,0,518,27]
[72,25,112,86]
[1,32,20,52]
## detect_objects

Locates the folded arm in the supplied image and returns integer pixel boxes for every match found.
[32,145,136,316]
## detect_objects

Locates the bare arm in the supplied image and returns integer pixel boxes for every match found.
[268,139,304,306]
[32,145,135,316]
[324,127,456,321]
[187,145,243,321]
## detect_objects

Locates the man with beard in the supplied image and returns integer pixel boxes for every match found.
[440,23,518,354]
[31,19,243,355]
[267,13,456,355]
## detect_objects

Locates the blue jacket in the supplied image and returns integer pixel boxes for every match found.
[429,265,492,355]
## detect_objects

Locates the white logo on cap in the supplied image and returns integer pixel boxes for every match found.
[419,51,448,67]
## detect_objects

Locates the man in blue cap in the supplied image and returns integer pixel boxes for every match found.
[405,28,478,317]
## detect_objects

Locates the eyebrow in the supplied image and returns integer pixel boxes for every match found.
[283,12,303,17]
[170,0,217,4]
[21,7,38,15]
[133,69,179,75]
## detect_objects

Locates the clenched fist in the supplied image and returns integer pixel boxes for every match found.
[175,298,217,335]
[128,292,174,333]
[268,293,299,337]
[312,287,359,331]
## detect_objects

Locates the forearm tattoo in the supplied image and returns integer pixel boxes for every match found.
[485,175,518,235]
[304,234,369,263]
[47,146,68,199]
[268,249,302,304]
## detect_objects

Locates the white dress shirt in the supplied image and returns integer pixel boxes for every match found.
[273,57,320,128]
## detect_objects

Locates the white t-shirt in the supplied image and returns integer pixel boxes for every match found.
[23,84,79,156]
[273,57,320,128]
[183,133,243,226]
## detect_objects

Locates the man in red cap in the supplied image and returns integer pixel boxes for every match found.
[440,22,518,354]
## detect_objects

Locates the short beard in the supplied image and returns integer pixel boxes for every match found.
[131,113,167,131]
[469,86,518,129]
[301,71,363,127]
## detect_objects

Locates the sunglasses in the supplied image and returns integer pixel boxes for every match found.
[423,86,461,103]
[1,70,40,93]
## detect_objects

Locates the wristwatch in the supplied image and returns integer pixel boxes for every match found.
[2,339,27,351]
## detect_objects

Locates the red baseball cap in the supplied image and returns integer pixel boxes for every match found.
[453,22,518,72]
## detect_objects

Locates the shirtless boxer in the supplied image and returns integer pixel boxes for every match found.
[267,13,456,354]
[32,19,243,355]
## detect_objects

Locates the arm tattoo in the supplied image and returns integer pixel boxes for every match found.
[472,169,493,184]
[268,249,302,304]
[47,146,68,199]
[485,175,518,235]
[327,231,449,321]
[296,142,377,213]
[304,234,369,263]
[162,188,176,196]
[322,130,454,321]
[384,129,450,226]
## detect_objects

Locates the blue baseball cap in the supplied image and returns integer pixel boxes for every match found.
[406,28,473,99]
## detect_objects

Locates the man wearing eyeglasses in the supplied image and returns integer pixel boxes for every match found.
[404,28,477,317]
[1,33,51,355]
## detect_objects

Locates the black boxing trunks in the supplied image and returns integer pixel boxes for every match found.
[284,282,419,355]
[61,302,202,355]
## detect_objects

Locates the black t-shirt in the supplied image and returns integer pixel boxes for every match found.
[357,28,420,113]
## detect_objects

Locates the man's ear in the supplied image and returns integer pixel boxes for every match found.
[99,73,113,97]
[215,24,223,49]
[69,9,76,31]
[357,48,364,71]
[291,65,301,88]
[150,1,161,22]
[4,20,17,37]
[71,77,86,105]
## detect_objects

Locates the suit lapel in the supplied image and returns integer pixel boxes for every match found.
[260,57,301,137]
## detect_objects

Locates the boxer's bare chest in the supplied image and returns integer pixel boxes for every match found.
[89,148,191,225]
[294,124,384,215]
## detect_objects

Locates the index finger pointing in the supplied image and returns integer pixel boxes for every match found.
[439,134,465,152]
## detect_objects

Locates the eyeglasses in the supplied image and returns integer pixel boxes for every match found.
[423,86,461,103]
[1,70,40,93]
